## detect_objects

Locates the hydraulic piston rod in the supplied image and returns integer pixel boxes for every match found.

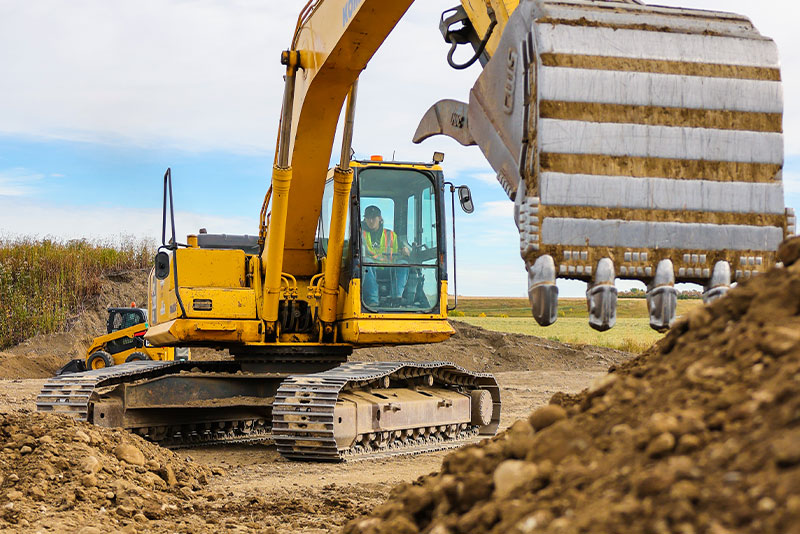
[319,81,359,329]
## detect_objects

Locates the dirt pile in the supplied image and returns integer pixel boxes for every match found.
[345,239,800,534]
[353,321,628,373]
[0,411,214,532]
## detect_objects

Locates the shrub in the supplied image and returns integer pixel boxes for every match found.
[0,237,154,349]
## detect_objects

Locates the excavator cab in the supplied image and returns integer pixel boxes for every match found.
[351,163,441,312]
[315,159,458,345]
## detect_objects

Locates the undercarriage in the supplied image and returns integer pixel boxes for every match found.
[36,359,500,461]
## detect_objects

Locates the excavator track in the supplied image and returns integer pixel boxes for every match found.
[131,418,273,449]
[37,360,500,457]
[36,360,277,448]
[272,361,500,462]
[36,361,187,419]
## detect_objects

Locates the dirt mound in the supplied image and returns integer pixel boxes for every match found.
[345,240,800,534]
[0,411,214,532]
[353,321,628,373]
[0,270,150,379]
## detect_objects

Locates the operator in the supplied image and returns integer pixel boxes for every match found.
[361,205,411,307]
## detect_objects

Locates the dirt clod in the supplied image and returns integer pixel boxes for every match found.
[778,235,800,266]
[114,443,145,466]
[645,432,676,458]
[493,460,538,498]
[527,405,566,431]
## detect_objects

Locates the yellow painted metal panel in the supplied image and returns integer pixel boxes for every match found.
[105,346,175,366]
[175,248,248,288]
[460,0,518,58]
[145,319,263,346]
[350,161,443,172]
[84,323,145,357]
[283,0,416,276]
[339,317,455,345]
[178,287,257,320]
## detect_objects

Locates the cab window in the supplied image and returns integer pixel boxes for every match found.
[358,167,439,313]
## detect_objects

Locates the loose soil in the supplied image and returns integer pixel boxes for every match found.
[0,270,632,533]
[344,238,800,534]
[0,412,214,533]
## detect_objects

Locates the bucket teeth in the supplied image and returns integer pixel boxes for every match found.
[647,260,677,332]
[528,255,558,326]
[586,258,617,332]
[703,261,732,304]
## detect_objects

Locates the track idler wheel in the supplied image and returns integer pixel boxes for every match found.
[470,389,493,427]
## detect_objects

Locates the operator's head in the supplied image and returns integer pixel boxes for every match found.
[364,205,382,231]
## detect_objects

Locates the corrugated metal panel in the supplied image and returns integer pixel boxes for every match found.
[539,173,786,214]
[537,25,779,67]
[539,68,783,113]
[539,119,784,164]
[541,218,784,251]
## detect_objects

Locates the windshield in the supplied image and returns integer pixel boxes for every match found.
[358,167,439,313]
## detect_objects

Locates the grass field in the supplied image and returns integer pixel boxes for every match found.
[450,297,703,353]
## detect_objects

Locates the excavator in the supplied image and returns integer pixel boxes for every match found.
[37,0,793,460]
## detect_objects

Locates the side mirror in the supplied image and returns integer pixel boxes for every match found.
[458,185,474,214]
[154,251,170,280]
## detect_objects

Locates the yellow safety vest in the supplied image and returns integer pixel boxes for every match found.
[362,229,397,262]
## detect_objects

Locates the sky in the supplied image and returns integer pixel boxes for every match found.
[0,0,797,298]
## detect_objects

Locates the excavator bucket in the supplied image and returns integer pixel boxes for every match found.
[416,0,794,330]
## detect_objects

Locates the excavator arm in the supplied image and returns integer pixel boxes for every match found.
[259,0,524,339]
[269,0,517,277]
[144,0,791,345]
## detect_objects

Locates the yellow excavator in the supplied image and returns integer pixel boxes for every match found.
[37,0,792,460]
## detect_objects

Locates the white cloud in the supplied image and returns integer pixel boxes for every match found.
[1,0,798,299]
[3,0,794,160]
[480,200,514,219]
[0,0,487,157]
[0,168,45,197]
[0,197,256,243]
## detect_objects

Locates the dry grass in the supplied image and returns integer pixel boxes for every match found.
[0,237,154,349]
